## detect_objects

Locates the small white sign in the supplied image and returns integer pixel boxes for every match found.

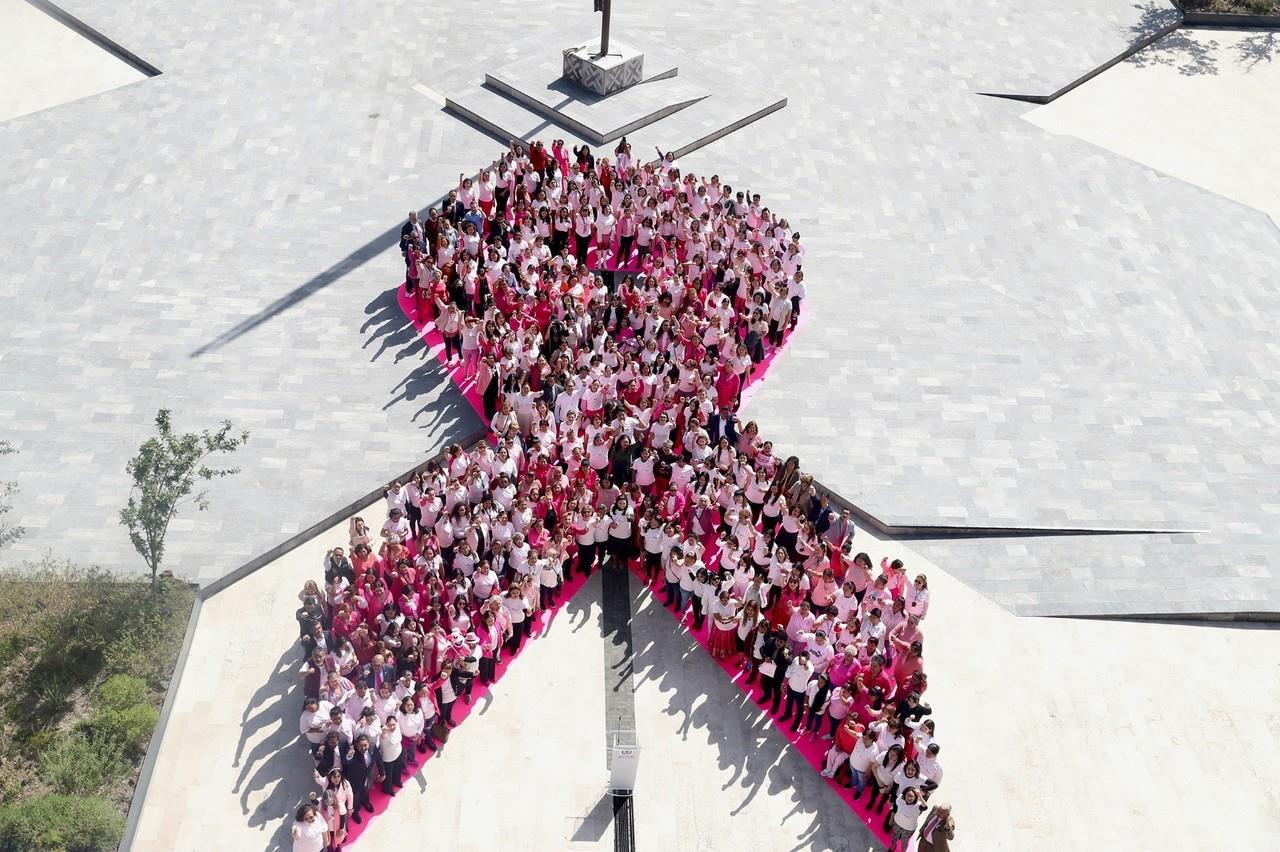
[609,744,640,792]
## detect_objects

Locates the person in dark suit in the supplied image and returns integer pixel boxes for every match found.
[400,210,422,254]
[343,735,377,822]
[706,406,739,447]
[359,654,398,693]
[314,730,348,777]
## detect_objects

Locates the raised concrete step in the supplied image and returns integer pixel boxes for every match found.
[443,83,591,149]
[484,54,701,145]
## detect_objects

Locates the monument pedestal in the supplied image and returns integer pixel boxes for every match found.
[444,31,787,161]
[562,40,644,96]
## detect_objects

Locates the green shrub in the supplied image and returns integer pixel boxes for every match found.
[79,703,159,760]
[0,794,124,852]
[37,733,128,796]
[94,674,148,711]
[1243,0,1276,13]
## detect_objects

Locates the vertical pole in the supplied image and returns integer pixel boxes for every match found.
[601,0,612,55]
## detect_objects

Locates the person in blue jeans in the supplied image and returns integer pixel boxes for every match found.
[676,552,700,615]
[663,546,684,609]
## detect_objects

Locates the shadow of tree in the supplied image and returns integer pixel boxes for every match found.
[1126,4,1280,75]
[1129,6,1222,75]
[1235,29,1280,70]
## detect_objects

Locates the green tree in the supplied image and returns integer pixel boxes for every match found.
[0,440,23,550]
[119,410,248,586]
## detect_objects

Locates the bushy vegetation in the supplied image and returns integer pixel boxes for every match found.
[0,794,125,852]
[1184,0,1278,14]
[0,560,195,850]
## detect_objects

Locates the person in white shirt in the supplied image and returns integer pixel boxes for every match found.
[778,651,813,730]
[290,804,328,852]
[376,716,405,796]
[299,698,334,750]
[472,562,500,603]
[801,629,836,675]
[381,508,410,543]
[353,707,381,751]
[889,786,929,852]
[343,682,373,722]
[605,496,634,568]
[537,556,562,608]
[501,586,531,654]
[677,551,701,615]
[395,696,426,765]
[905,573,931,619]
[849,728,881,797]
[916,742,943,789]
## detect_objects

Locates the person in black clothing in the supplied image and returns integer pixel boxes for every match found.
[442,189,463,225]
[758,629,791,714]
[895,690,933,726]
[314,730,347,777]
[343,735,377,822]
[399,210,422,255]
[296,599,322,639]
[323,547,355,587]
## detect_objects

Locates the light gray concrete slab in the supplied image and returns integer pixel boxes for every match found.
[2,0,1279,616]
[0,0,147,123]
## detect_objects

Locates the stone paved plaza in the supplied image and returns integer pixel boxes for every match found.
[4,0,1280,617]
[4,1,1280,848]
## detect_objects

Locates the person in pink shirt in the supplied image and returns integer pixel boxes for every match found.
[828,646,863,690]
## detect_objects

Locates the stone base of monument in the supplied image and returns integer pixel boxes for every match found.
[562,40,645,96]
[444,33,786,160]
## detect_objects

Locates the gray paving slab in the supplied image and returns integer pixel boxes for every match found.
[958,0,1183,97]
[1,0,1278,617]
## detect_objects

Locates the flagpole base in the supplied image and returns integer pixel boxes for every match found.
[562,40,644,96]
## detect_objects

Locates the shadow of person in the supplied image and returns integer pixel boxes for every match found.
[623,575,882,852]
[384,363,476,433]
[230,641,316,846]
[362,287,428,363]
[234,645,299,769]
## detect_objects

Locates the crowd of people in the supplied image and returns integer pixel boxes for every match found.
[288,138,954,852]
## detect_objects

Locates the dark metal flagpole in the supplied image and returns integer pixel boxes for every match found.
[600,0,612,55]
